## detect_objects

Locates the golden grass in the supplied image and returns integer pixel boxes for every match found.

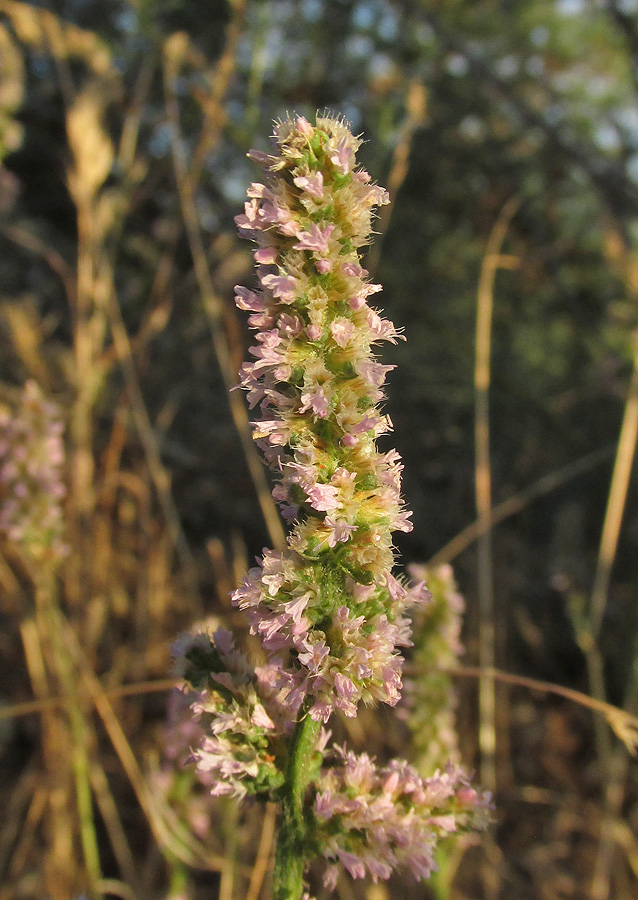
[1,4,637,898]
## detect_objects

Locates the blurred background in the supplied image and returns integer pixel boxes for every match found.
[1,0,638,898]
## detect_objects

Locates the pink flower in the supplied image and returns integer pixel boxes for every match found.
[247,148,272,164]
[329,136,353,174]
[284,592,311,623]
[349,281,382,309]
[234,285,265,311]
[356,359,396,387]
[297,638,330,673]
[342,261,366,277]
[330,317,355,347]
[334,673,358,701]
[366,307,403,342]
[260,273,298,302]
[294,172,324,199]
[324,516,357,546]
[366,184,390,206]
[293,222,334,255]
[254,246,278,264]
[234,199,264,233]
[316,258,332,274]
[314,750,490,886]
[336,849,366,880]
[300,384,329,418]
[306,482,340,512]
[0,381,68,568]
[247,182,272,199]
[296,115,314,137]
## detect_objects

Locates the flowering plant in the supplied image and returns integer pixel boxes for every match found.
[173,114,489,899]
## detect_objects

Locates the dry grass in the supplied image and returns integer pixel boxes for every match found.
[0,4,637,900]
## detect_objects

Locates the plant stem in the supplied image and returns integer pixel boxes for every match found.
[272,711,321,900]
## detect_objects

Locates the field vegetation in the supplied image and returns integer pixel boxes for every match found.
[1,1,638,898]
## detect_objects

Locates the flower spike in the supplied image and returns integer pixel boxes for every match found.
[172,114,488,899]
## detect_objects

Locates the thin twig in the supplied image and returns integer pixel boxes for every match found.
[20,618,77,898]
[0,224,77,305]
[427,444,613,568]
[0,764,39,885]
[118,57,156,173]
[219,803,239,900]
[0,677,177,722]
[35,580,102,894]
[407,663,638,755]
[584,238,638,897]
[591,636,638,899]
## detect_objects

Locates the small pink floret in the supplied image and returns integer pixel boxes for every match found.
[293,171,324,199]
[306,482,340,512]
[296,116,314,137]
[293,222,334,255]
[330,317,355,347]
[254,247,278,264]
[329,136,353,174]
[316,258,332,274]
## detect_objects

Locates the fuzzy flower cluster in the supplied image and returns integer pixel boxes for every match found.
[231,114,429,724]
[403,564,465,774]
[0,380,67,569]
[173,115,489,894]
[172,625,294,800]
[314,746,490,889]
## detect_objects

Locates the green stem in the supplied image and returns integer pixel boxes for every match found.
[272,710,321,900]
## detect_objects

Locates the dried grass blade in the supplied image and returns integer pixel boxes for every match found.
[56,614,226,871]
[474,195,520,795]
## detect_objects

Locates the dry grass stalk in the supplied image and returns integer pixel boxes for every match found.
[56,612,227,873]
[0,1,112,78]
[0,783,48,900]
[431,664,638,756]
[88,759,140,893]
[162,27,287,552]
[585,233,638,900]
[20,618,78,898]
[365,79,428,275]
[107,276,201,607]
[0,678,178,724]
[589,328,638,643]
[245,803,277,900]
[65,83,114,611]
[474,196,520,795]
[0,763,38,891]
